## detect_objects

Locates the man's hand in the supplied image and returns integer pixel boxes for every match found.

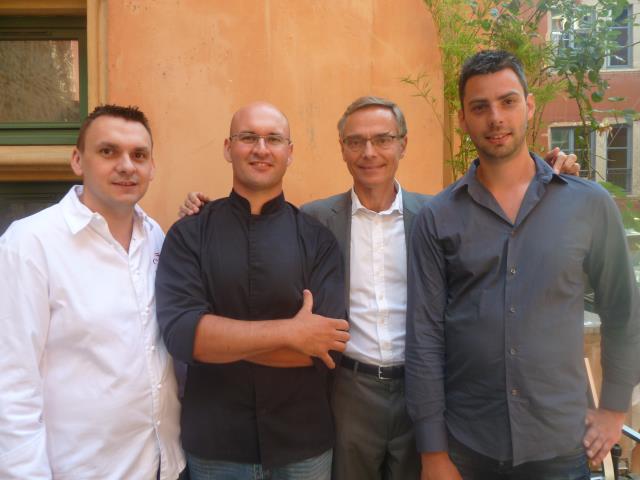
[421,452,463,480]
[178,191,211,218]
[583,407,626,467]
[544,147,580,176]
[287,289,349,369]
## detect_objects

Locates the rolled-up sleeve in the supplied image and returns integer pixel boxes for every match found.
[405,206,449,453]
[155,218,211,364]
[307,224,347,373]
[0,241,52,479]
[587,192,640,411]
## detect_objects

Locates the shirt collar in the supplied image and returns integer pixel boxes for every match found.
[451,152,567,194]
[229,189,287,215]
[61,185,152,235]
[351,180,403,215]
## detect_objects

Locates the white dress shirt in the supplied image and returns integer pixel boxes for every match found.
[347,183,407,366]
[0,186,184,480]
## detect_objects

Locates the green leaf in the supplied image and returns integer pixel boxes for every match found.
[591,91,603,102]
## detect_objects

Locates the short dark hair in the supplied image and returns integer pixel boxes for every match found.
[76,104,153,151]
[458,50,528,104]
[337,96,407,138]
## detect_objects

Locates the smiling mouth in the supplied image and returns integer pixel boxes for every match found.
[113,181,137,187]
[249,161,273,168]
[486,133,511,143]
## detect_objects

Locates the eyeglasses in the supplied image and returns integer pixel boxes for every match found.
[341,134,404,152]
[229,133,291,148]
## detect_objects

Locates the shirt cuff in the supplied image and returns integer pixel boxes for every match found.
[600,380,634,412]
[163,310,208,364]
[414,417,449,453]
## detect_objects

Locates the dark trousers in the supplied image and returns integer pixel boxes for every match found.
[448,434,590,480]
[331,365,420,480]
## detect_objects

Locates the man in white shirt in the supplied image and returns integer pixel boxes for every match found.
[0,105,185,479]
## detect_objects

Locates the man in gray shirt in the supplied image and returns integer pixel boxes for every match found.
[406,50,640,480]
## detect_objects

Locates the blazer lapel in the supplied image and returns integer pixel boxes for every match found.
[326,192,352,307]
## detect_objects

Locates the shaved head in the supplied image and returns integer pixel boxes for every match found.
[229,102,290,137]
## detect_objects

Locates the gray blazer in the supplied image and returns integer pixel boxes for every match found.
[301,189,432,298]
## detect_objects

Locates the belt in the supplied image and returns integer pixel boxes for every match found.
[340,356,404,380]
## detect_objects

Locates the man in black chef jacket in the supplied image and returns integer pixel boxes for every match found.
[156,101,349,480]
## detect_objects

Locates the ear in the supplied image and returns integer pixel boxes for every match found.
[526,93,535,122]
[149,156,156,181]
[286,142,293,167]
[458,108,468,134]
[70,147,83,177]
[399,135,408,159]
[223,137,232,164]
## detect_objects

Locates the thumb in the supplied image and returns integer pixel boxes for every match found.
[302,289,314,312]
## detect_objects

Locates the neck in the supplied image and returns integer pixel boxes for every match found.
[353,181,397,213]
[234,184,283,215]
[78,192,135,251]
[475,147,534,191]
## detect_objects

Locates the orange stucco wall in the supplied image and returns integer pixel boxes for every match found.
[106,0,443,230]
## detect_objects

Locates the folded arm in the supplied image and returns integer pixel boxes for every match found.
[155,220,349,369]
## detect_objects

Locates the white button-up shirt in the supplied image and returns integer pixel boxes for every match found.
[0,186,184,479]
[347,183,407,366]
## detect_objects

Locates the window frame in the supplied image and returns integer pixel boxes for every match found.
[606,124,632,192]
[549,126,596,179]
[606,5,633,69]
[0,15,88,145]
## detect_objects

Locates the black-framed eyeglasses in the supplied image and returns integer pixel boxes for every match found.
[229,132,291,148]
[341,134,404,152]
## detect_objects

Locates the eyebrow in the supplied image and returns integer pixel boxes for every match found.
[467,90,521,106]
[96,142,150,153]
[236,130,286,136]
[344,131,394,138]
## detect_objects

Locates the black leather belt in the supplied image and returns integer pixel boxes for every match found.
[340,356,404,380]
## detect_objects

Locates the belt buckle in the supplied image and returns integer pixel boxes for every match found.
[377,365,391,380]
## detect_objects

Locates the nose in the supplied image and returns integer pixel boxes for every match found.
[116,153,135,174]
[252,137,270,155]
[488,105,504,126]
[363,138,376,157]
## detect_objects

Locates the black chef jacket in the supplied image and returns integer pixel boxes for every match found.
[156,190,346,468]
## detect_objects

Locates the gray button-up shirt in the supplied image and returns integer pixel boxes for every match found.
[406,154,640,465]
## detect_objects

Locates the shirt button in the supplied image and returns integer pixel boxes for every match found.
[150,345,156,351]
[511,229,516,236]
[157,383,162,390]
[509,306,516,314]
[510,267,517,275]
[156,420,161,426]
[511,388,519,396]
[509,347,517,355]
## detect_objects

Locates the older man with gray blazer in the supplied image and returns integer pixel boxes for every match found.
[302,97,429,480]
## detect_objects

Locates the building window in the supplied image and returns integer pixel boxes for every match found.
[607,5,632,68]
[0,16,87,145]
[550,126,595,178]
[550,4,632,68]
[550,10,575,49]
[606,125,632,192]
